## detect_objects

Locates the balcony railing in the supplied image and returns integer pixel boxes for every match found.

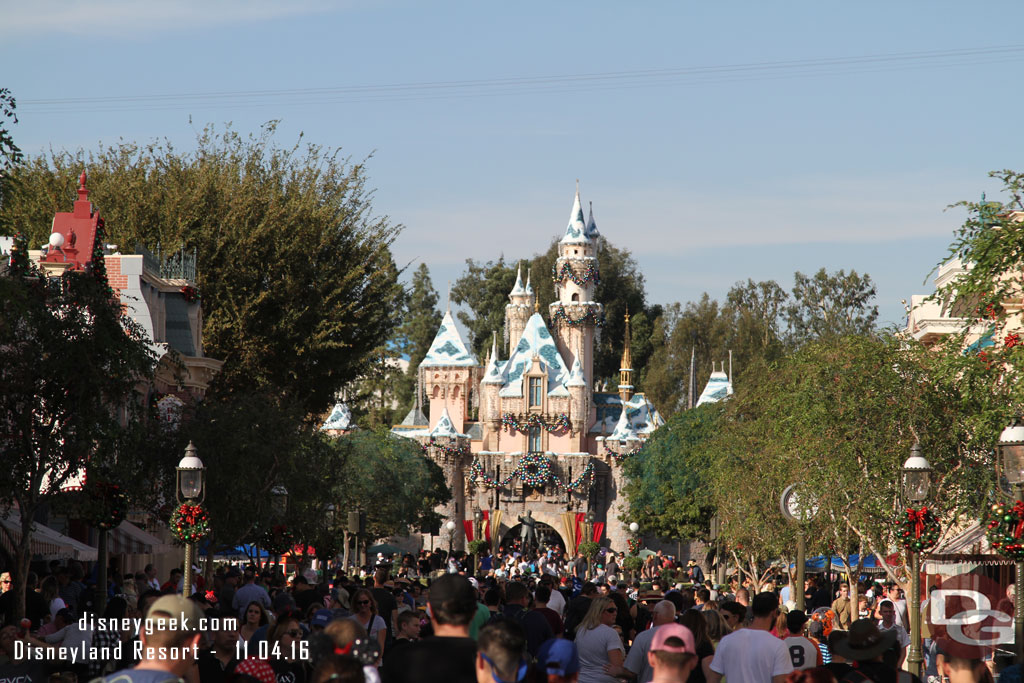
[135,243,198,282]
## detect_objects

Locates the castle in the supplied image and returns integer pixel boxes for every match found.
[391,186,664,554]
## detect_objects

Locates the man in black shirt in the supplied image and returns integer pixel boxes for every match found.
[371,567,399,647]
[382,574,478,683]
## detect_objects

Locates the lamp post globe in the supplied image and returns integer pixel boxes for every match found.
[629,522,639,534]
[901,442,933,503]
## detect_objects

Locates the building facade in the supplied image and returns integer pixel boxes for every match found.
[392,186,664,554]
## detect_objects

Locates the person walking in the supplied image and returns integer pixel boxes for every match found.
[707,592,794,683]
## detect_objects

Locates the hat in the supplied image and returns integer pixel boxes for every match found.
[225,567,242,578]
[786,610,809,633]
[651,624,695,654]
[311,609,333,628]
[536,638,580,677]
[234,658,276,683]
[832,619,898,661]
[687,560,697,566]
[146,595,204,632]
[638,589,664,601]
[272,591,296,614]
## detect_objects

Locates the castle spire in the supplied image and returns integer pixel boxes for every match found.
[560,183,588,244]
[510,263,526,297]
[619,309,634,402]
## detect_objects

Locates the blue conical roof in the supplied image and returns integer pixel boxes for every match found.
[421,311,478,367]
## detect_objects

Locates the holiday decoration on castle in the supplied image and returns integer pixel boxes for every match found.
[422,440,470,459]
[552,260,599,287]
[501,413,571,434]
[607,442,646,463]
[261,524,295,555]
[986,501,1024,560]
[180,285,201,304]
[898,506,940,552]
[170,503,210,544]
[469,453,593,492]
[552,304,605,328]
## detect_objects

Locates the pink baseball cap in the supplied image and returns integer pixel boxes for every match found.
[651,623,695,654]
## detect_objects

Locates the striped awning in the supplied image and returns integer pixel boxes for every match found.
[0,513,98,561]
[108,521,173,555]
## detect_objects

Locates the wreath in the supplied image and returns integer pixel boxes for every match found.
[627,538,641,555]
[170,503,210,544]
[262,524,295,555]
[519,453,552,488]
[985,501,1024,560]
[180,285,201,304]
[898,506,941,552]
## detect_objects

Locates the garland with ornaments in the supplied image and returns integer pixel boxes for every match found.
[986,500,1024,560]
[552,304,605,328]
[469,453,593,492]
[422,440,470,459]
[552,261,600,287]
[261,524,295,555]
[898,506,941,552]
[170,503,210,544]
[606,442,647,464]
[501,413,571,434]
[627,537,641,555]
[180,285,201,304]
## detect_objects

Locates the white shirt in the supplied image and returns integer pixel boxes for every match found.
[575,624,624,683]
[624,625,660,683]
[710,628,794,683]
[879,621,910,648]
[546,588,566,617]
[783,635,822,670]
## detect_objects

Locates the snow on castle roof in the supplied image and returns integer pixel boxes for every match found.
[497,313,571,397]
[567,356,587,387]
[510,264,528,297]
[420,310,479,367]
[585,202,601,240]
[606,394,664,441]
[429,406,467,437]
[321,401,354,431]
[560,186,591,245]
[696,369,733,407]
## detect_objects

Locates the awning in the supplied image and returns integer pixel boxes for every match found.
[924,522,1012,573]
[108,521,173,555]
[0,513,98,561]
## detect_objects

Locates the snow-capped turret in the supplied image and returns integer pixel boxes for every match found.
[506,261,535,354]
[585,201,601,241]
[560,183,590,245]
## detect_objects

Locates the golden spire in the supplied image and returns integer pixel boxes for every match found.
[619,308,634,402]
[621,308,632,370]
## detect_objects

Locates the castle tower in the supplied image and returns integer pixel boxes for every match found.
[506,263,535,352]
[420,310,479,433]
[619,310,634,403]
[549,185,603,396]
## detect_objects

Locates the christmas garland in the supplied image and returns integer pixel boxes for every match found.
[170,503,210,544]
[985,501,1024,560]
[551,304,605,328]
[552,261,599,287]
[469,454,593,492]
[422,440,470,458]
[627,537,641,555]
[898,506,941,552]
[501,413,571,434]
[180,285,201,304]
[608,442,646,463]
[261,524,295,555]
[86,480,127,530]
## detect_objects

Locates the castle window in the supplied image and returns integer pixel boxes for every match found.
[571,293,579,302]
[528,377,543,408]
[528,427,542,452]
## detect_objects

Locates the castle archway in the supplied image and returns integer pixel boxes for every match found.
[496,513,569,554]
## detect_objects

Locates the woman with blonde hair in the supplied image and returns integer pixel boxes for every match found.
[574,596,625,683]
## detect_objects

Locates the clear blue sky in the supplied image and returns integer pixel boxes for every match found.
[4,0,1024,331]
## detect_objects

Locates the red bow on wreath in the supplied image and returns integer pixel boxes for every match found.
[1012,501,1024,539]
[907,507,928,538]
[180,505,204,525]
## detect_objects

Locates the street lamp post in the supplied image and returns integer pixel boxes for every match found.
[585,511,596,578]
[902,442,933,679]
[781,484,817,612]
[270,485,288,569]
[999,422,1024,663]
[176,441,206,598]
[628,522,640,581]
[709,514,726,586]
[473,510,484,575]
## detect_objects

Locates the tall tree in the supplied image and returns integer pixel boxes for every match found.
[451,257,518,355]
[393,264,443,415]
[784,268,878,344]
[0,242,156,620]
[0,123,404,417]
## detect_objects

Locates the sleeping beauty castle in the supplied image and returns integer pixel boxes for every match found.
[389,185,665,554]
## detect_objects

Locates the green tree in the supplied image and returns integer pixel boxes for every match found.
[784,268,878,344]
[0,245,156,620]
[0,124,404,417]
[0,88,23,199]
[451,257,518,355]
[394,264,443,414]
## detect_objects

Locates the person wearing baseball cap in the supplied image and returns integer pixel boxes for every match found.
[99,595,203,683]
[536,637,580,683]
[648,623,697,683]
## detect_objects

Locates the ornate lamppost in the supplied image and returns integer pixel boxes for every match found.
[999,422,1024,663]
[902,442,933,679]
[628,522,640,581]
[584,511,596,578]
[473,510,484,575]
[446,520,457,559]
[176,442,205,598]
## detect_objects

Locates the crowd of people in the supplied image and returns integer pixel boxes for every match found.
[0,547,1006,683]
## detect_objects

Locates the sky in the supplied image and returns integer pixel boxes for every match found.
[4,0,1024,333]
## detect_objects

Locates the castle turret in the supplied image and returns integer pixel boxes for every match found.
[506,262,535,352]
[420,310,479,433]
[619,310,634,402]
[549,184,603,398]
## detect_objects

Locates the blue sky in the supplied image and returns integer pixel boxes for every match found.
[4,0,1023,332]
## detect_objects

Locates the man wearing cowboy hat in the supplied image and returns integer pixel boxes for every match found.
[831,618,905,683]
[686,560,705,586]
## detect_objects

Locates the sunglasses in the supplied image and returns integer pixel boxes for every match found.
[355,600,371,606]
[285,630,302,637]
[605,607,618,613]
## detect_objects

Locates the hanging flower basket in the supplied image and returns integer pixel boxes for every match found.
[986,501,1024,560]
[170,503,210,544]
[261,524,294,555]
[898,506,941,552]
